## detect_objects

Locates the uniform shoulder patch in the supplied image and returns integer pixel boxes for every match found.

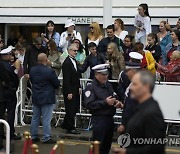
[85,91,91,98]
[86,82,92,86]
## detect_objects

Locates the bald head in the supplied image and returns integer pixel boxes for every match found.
[38,53,47,65]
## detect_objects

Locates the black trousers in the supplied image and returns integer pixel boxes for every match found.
[0,90,17,139]
[92,116,114,154]
[63,94,80,130]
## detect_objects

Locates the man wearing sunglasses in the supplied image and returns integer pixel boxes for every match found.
[61,44,81,134]
[23,37,47,80]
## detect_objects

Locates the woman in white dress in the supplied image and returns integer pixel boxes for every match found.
[114,18,128,41]
[134,3,152,46]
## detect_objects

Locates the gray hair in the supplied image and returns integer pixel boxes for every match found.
[138,70,156,93]
[33,36,42,44]
[67,43,77,51]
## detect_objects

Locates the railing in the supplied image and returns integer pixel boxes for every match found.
[0,119,10,154]
[16,76,180,127]
[17,76,122,127]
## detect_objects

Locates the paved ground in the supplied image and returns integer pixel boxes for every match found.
[2,125,180,154]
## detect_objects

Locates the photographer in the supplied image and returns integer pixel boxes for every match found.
[59,19,82,52]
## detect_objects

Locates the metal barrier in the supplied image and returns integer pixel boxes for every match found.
[0,119,10,154]
[16,76,180,128]
[17,76,122,127]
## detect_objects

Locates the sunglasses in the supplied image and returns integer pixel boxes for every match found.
[89,27,94,29]
[72,49,78,52]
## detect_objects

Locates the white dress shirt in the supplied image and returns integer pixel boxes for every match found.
[69,56,77,71]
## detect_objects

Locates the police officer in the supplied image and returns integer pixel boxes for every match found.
[117,52,143,133]
[0,62,10,151]
[0,47,21,141]
[84,64,123,154]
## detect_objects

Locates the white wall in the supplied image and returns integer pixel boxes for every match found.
[0,0,179,7]
[0,0,179,24]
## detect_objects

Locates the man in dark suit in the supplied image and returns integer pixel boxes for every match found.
[30,53,60,144]
[62,44,81,134]
[113,71,165,154]
[23,36,47,79]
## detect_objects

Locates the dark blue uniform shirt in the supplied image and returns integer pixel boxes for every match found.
[84,79,116,116]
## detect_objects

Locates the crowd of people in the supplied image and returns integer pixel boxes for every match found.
[0,2,180,154]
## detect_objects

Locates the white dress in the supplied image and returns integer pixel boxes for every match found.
[88,38,100,46]
[134,14,151,40]
[115,30,128,41]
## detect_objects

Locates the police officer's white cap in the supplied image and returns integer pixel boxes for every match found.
[65,19,75,28]
[129,52,143,60]
[8,45,15,50]
[0,46,15,55]
[92,64,109,74]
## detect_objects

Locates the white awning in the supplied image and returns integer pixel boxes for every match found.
[0,4,179,25]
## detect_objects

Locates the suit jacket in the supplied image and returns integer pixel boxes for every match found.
[30,64,60,105]
[126,97,165,154]
[62,56,81,96]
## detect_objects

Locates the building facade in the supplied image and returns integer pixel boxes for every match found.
[0,0,179,44]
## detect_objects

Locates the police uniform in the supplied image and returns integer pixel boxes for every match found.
[0,47,20,140]
[84,64,116,154]
[119,52,143,127]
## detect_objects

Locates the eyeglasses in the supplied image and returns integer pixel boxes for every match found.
[89,27,94,29]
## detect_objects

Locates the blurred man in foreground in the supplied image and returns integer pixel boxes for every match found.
[113,70,165,154]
